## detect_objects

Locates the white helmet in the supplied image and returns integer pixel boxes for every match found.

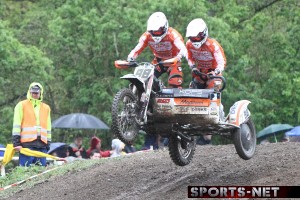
[147,12,169,44]
[186,18,208,49]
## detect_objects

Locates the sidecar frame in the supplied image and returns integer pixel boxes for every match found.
[152,88,251,135]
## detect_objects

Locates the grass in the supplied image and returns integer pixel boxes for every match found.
[0,158,110,199]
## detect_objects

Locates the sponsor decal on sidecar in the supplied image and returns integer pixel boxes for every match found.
[156,105,173,111]
[174,88,212,98]
[229,100,251,125]
[156,98,171,103]
[174,98,210,107]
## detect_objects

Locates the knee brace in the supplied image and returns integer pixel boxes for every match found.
[168,74,183,86]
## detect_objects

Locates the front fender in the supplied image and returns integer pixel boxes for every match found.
[228,100,251,126]
[121,74,146,93]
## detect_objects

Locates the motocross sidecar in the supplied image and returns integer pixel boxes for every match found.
[111,58,256,167]
[152,84,256,166]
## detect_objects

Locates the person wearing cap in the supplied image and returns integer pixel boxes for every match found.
[12,82,51,167]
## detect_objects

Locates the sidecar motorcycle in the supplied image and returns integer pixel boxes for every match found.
[111,58,256,166]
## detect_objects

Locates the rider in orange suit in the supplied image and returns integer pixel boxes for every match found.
[186,18,226,144]
[127,12,187,88]
[185,18,226,89]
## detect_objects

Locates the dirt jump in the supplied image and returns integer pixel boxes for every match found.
[5,142,300,200]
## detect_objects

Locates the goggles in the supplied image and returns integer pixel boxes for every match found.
[189,32,206,42]
[149,27,165,36]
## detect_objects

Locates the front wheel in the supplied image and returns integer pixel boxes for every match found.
[232,118,256,160]
[111,88,139,144]
[168,134,196,166]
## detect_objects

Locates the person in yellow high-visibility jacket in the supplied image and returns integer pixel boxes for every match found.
[12,82,51,167]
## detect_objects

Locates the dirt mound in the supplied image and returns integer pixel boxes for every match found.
[6,142,300,200]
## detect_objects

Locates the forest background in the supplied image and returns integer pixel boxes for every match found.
[0,0,299,149]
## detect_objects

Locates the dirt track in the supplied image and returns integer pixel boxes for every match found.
[5,142,300,200]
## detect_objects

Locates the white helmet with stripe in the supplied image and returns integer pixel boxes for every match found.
[147,12,169,44]
[186,18,208,49]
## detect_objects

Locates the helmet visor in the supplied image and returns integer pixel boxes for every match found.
[189,31,206,42]
[149,27,165,36]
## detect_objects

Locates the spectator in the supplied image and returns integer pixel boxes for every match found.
[260,138,270,144]
[90,149,101,159]
[12,82,51,167]
[64,146,78,163]
[48,146,78,164]
[160,137,169,148]
[69,135,88,159]
[281,133,289,142]
[196,135,212,145]
[141,134,159,150]
[111,139,125,158]
[86,136,111,158]
[48,143,68,157]
[124,142,136,153]
[50,145,68,158]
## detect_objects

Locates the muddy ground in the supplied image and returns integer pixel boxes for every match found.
[5,142,300,200]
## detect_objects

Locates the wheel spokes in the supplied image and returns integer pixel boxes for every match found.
[117,96,137,138]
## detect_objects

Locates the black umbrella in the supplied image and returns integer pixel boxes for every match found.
[52,113,109,130]
[47,142,66,154]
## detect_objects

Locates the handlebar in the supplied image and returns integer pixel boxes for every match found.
[115,57,179,69]
[194,71,226,92]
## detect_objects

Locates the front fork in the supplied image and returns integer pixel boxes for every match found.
[130,75,154,125]
[139,75,154,125]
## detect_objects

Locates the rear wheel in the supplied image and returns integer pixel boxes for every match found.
[111,88,139,144]
[168,134,196,166]
[233,118,256,160]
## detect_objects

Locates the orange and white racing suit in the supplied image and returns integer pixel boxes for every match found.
[128,27,187,87]
[186,38,226,89]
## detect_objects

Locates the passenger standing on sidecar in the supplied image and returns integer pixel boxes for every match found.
[185,18,226,89]
[127,12,187,88]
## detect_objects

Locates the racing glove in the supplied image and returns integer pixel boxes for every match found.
[214,68,221,75]
[191,66,201,75]
[127,57,135,63]
[208,69,221,76]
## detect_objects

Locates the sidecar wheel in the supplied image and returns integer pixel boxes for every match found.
[111,88,139,144]
[168,134,196,166]
[233,118,256,160]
